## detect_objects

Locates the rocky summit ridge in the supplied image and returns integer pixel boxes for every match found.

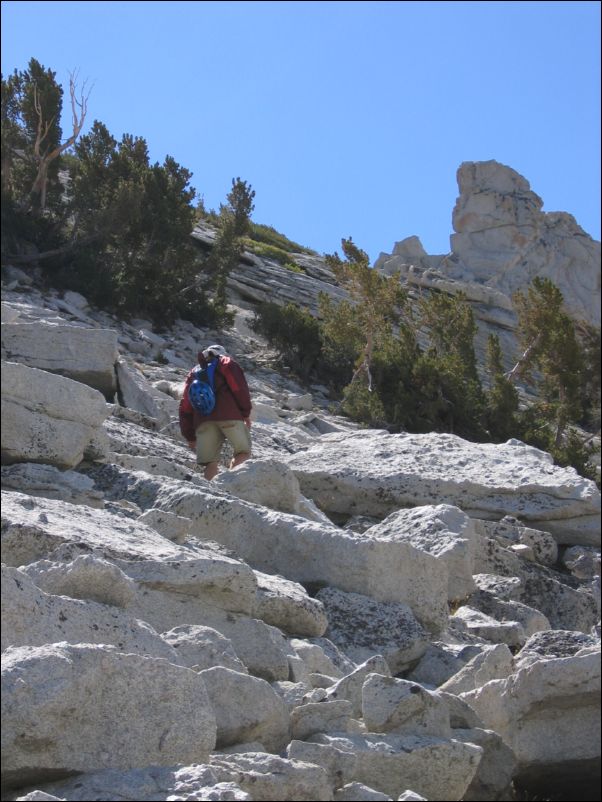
[1,159,601,802]
[192,160,601,375]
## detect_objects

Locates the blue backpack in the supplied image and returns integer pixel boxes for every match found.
[188,359,218,415]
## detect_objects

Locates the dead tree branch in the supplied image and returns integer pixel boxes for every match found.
[31,71,91,209]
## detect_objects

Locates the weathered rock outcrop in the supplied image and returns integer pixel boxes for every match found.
[1,643,217,787]
[286,430,601,546]
[462,642,601,792]
[376,160,601,330]
[1,362,110,469]
[1,321,119,396]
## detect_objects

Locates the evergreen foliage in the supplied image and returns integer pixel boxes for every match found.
[56,125,204,324]
[1,59,66,252]
[247,221,315,255]
[253,252,599,480]
[503,278,600,478]
[205,177,255,326]
[1,57,255,327]
[251,301,322,379]
[325,238,407,393]
[513,277,584,446]
[485,334,520,440]
[412,291,486,439]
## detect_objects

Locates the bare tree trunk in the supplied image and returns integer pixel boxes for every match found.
[2,233,100,265]
[31,72,90,209]
[505,333,542,381]
[351,328,375,390]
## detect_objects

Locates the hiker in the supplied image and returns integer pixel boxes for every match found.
[179,344,252,481]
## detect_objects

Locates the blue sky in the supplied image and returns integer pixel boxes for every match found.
[2,0,600,262]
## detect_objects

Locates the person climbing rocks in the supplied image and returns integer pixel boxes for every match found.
[179,344,252,481]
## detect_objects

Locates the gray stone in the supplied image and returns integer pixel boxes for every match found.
[316,587,428,673]
[291,699,354,741]
[253,571,328,636]
[288,732,482,801]
[362,673,452,737]
[1,643,216,786]
[326,656,391,717]
[20,555,137,608]
[199,666,290,753]
[2,362,110,469]
[1,321,118,396]
[286,430,601,546]
[1,566,175,661]
[161,625,247,673]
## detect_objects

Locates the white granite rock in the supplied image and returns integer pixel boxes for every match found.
[562,545,602,581]
[2,362,110,469]
[361,673,452,737]
[286,430,601,546]
[126,585,293,682]
[288,732,482,801]
[253,571,328,636]
[161,624,248,673]
[213,458,311,518]
[334,782,392,800]
[22,764,250,801]
[153,480,450,632]
[450,161,601,326]
[209,752,333,801]
[471,534,599,632]
[513,628,600,670]
[454,727,517,802]
[474,518,558,567]
[1,321,118,396]
[199,666,290,753]
[115,553,258,614]
[1,565,176,660]
[466,589,551,638]
[0,463,104,508]
[289,638,353,680]
[19,555,137,607]
[1,643,216,786]
[1,490,187,566]
[137,507,192,543]
[291,699,354,741]
[365,505,476,601]
[461,648,601,776]
[450,606,526,648]
[115,358,178,427]
[326,656,391,717]
[438,644,514,695]
[405,641,484,688]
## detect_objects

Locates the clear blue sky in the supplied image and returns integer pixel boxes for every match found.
[2,0,600,262]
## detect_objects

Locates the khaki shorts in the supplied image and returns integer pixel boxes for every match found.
[195,420,252,465]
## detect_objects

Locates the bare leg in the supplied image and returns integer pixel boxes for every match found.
[229,451,251,470]
[203,461,219,481]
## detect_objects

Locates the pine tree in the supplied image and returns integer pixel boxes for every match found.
[485,333,520,441]
[512,277,584,447]
[325,238,406,391]
[207,177,255,326]
[66,126,200,323]
[413,290,486,438]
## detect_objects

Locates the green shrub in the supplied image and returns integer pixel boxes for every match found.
[243,238,305,272]
[251,301,322,379]
[248,221,315,255]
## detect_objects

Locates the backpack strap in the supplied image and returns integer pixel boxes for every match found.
[206,358,218,387]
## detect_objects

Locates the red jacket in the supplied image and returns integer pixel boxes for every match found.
[179,354,252,441]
